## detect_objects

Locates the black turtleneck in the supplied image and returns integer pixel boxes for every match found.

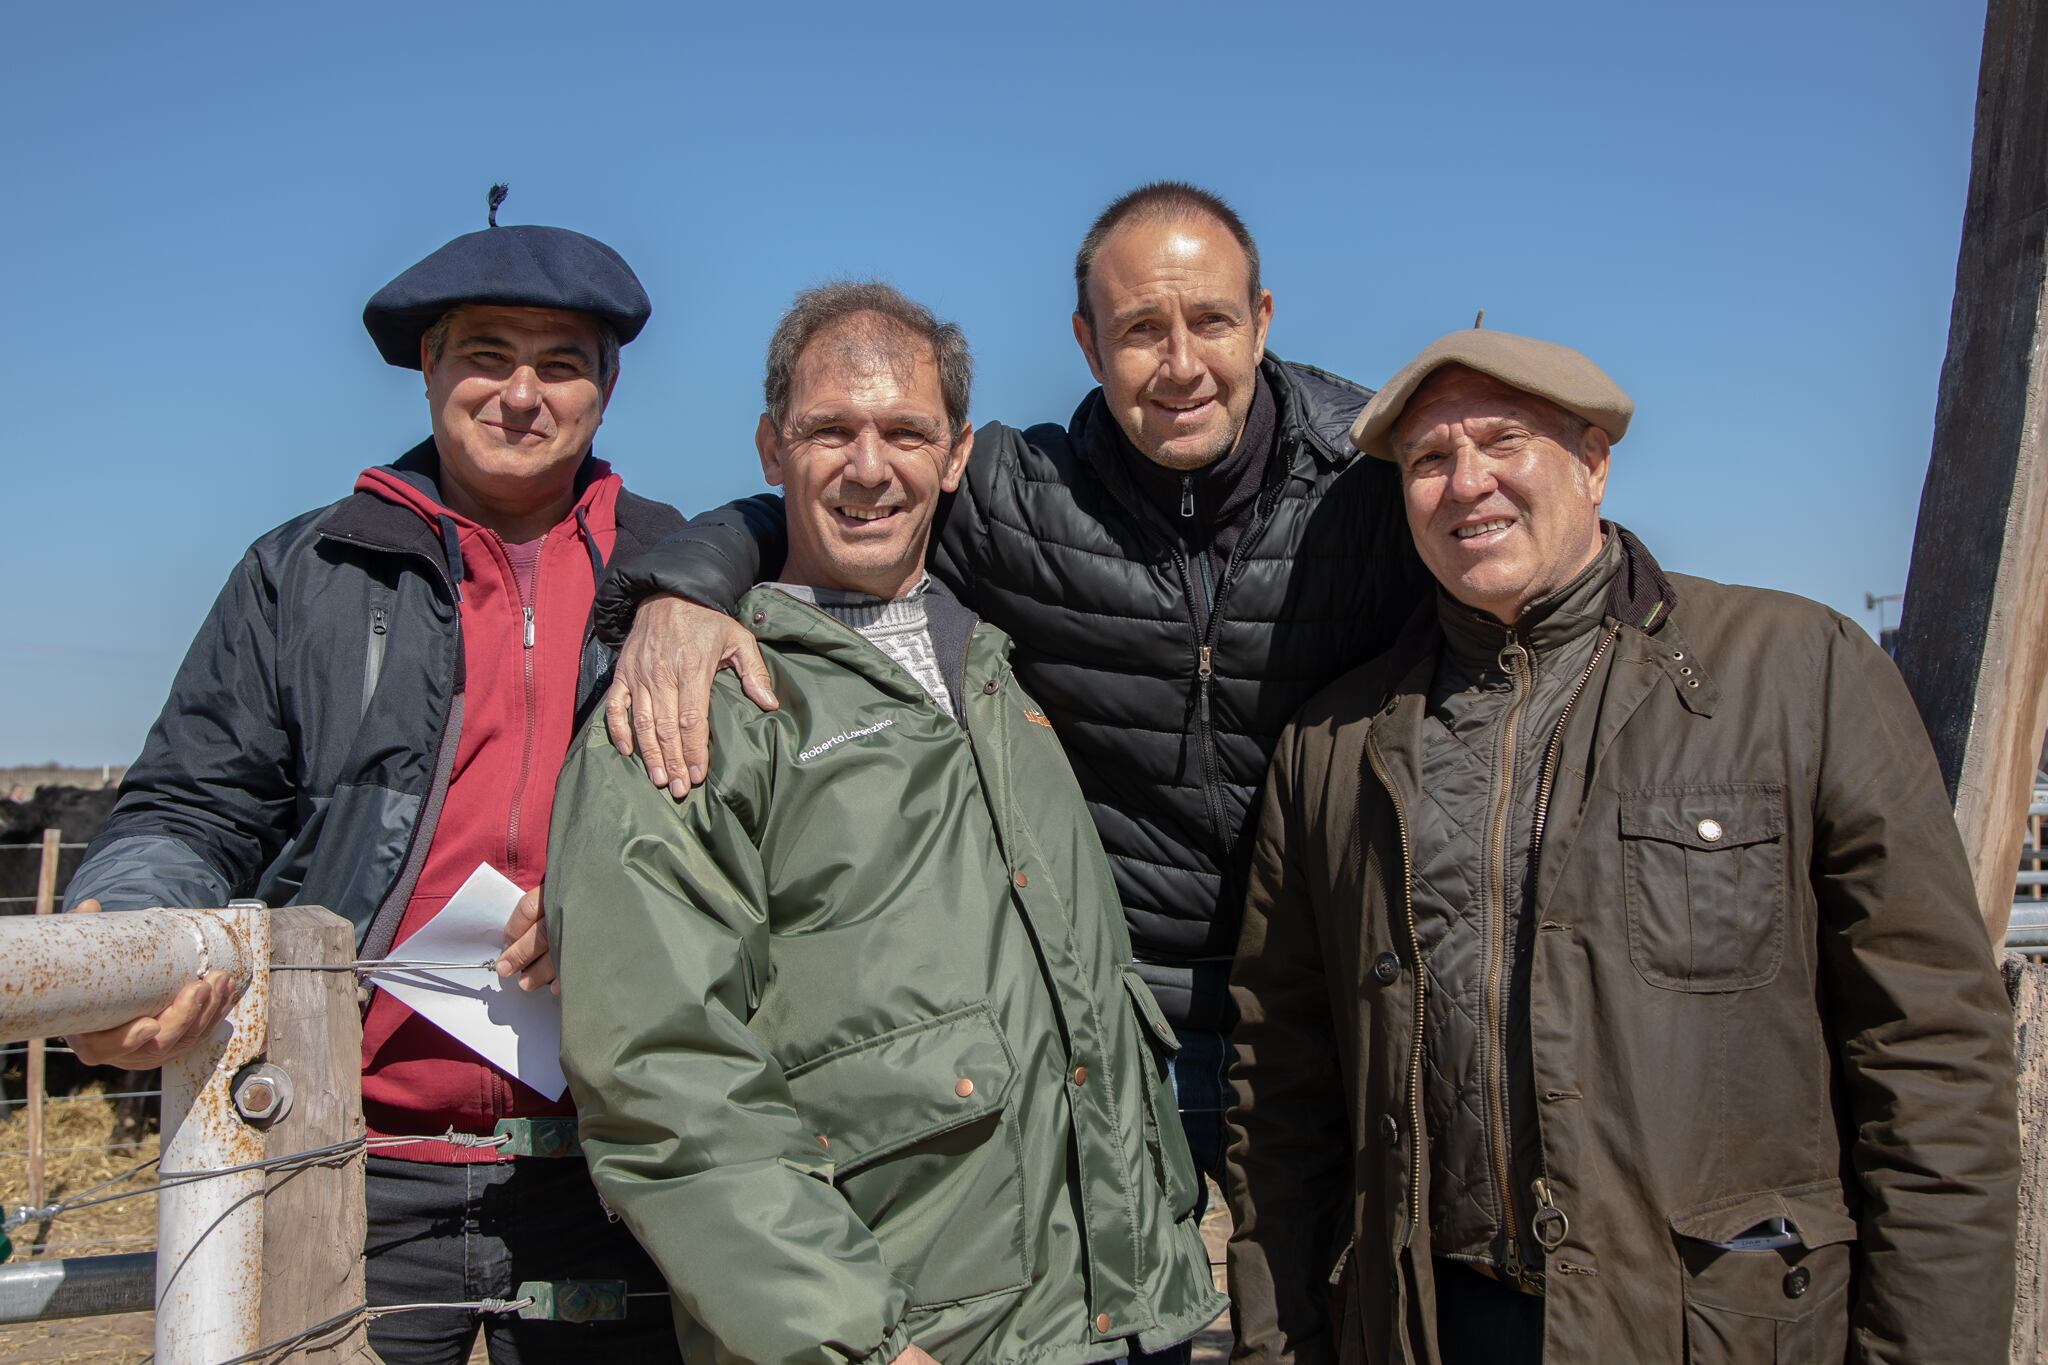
[1121,366,1280,584]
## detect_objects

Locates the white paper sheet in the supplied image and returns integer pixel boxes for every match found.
[376,862,567,1101]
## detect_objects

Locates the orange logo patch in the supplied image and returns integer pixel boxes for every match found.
[1023,710,1053,728]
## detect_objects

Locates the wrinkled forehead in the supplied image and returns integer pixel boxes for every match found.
[790,315,944,410]
[1394,364,1570,449]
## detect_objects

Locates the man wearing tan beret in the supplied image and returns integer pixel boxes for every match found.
[1223,328,2019,1364]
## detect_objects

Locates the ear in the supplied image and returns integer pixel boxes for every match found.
[1250,288,1274,363]
[1581,426,1612,506]
[1071,311,1106,385]
[755,413,785,487]
[939,423,976,494]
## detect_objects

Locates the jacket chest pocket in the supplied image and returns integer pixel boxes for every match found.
[785,1003,1032,1308]
[1619,784,1786,992]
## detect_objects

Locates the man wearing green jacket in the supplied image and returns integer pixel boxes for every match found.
[545,281,1225,1365]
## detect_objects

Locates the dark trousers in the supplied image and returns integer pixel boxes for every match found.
[365,1155,681,1365]
[1432,1259,1545,1365]
[1130,1027,1231,1365]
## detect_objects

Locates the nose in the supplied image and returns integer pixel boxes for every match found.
[1159,320,1203,387]
[502,364,543,413]
[842,430,890,488]
[1446,443,1496,502]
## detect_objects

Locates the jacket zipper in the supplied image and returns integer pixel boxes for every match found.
[362,606,389,719]
[505,534,544,876]
[1486,638,1533,1280]
[1364,730,1425,1248]
[1172,490,1280,861]
[1520,622,1621,1261]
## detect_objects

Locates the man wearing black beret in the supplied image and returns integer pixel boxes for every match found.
[64,190,688,1364]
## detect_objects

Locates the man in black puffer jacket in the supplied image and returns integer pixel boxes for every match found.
[595,186,1426,1315]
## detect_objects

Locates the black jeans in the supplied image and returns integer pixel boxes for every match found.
[1432,1259,1545,1365]
[364,1155,680,1365]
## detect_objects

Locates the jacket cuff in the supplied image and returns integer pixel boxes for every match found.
[852,1318,915,1365]
[592,495,787,645]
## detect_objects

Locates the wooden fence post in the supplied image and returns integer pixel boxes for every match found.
[25,828,60,1215]
[258,906,376,1362]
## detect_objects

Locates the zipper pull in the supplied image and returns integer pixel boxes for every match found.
[1497,641,1527,677]
[1530,1177,1570,1250]
[1180,475,1195,519]
[1197,645,1213,680]
[370,607,387,636]
[522,606,535,649]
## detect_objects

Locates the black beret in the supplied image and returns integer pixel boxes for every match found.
[362,223,652,370]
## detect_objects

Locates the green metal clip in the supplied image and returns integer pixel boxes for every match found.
[516,1278,627,1322]
[493,1117,583,1158]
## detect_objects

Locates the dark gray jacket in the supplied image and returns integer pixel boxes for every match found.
[70,442,683,948]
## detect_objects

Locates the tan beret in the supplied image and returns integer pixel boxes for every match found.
[1349,327,1633,461]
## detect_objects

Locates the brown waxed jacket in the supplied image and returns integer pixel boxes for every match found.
[1224,536,2019,1365]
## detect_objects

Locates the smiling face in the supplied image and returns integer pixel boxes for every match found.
[1072,213,1273,471]
[760,316,973,599]
[1393,365,1611,624]
[421,305,613,534]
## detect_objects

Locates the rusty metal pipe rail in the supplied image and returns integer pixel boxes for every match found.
[0,907,257,1043]
[0,905,269,1365]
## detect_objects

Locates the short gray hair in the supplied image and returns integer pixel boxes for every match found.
[763,281,973,441]
[422,306,621,389]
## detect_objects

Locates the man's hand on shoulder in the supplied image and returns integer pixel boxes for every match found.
[603,592,778,801]
[64,899,238,1068]
[497,885,557,995]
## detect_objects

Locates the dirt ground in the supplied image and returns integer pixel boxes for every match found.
[0,1089,156,1364]
[0,1093,1233,1365]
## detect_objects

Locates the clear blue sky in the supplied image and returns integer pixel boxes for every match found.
[0,1,1987,764]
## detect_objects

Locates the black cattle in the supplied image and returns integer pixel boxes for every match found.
[0,785,159,1141]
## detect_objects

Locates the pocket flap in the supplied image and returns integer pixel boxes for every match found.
[1619,783,1785,850]
[1123,970,1183,1055]
[785,1002,1017,1175]
[1669,1183,1858,1249]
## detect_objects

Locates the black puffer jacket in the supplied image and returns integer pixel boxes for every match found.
[71,443,684,950]
[597,358,1423,1029]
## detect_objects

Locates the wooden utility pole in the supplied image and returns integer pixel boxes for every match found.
[1893,0,2048,951]
[257,906,376,1363]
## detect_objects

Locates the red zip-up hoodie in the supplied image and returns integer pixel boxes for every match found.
[354,460,621,1162]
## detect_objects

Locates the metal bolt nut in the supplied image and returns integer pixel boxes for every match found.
[231,1062,293,1126]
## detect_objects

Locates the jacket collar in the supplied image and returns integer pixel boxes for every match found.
[740,576,991,713]
[1070,354,1371,542]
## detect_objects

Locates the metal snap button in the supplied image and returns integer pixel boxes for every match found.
[1094,1313,1112,1333]
[982,678,999,695]
[751,610,766,625]
[954,1077,975,1098]
[1697,818,1724,843]
[1071,1065,1087,1086]
[1372,952,1401,985]
[1783,1265,1810,1298]
[1013,870,1029,888]
[1378,1114,1400,1145]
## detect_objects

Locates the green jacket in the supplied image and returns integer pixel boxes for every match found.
[547,586,1225,1365]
